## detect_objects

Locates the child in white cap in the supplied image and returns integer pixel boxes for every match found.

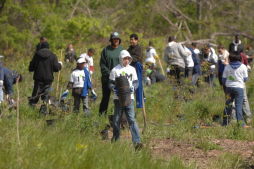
[67,57,92,116]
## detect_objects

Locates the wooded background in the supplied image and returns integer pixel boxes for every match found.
[1,0,254,57]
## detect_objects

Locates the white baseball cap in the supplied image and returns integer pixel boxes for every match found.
[77,57,86,64]
[119,50,131,59]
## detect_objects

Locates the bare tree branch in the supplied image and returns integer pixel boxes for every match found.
[69,0,82,19]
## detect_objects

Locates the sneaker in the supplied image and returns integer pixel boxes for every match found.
[134,143,143,151]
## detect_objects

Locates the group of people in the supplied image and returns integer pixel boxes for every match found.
[0,33,250,149]
[163,35,252,127]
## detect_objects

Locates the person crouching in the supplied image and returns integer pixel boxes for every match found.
[67,57,91,116]
[109,50,142,149]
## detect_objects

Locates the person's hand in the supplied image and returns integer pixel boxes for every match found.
[0,80,3,87]
[130,86,134,93]
[113,87,118,96]
[6,94,9,100]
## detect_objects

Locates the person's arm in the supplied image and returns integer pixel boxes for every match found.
[100,48,110,77]
[132,68,139,90]
[178,44,189,64]
[243,65,248,82]
[163,47,170,65]
[109,69,118,96]
[67,72,74,89]
[4,73,13,95]
[29,54,37,72]
[53,54,62,72]
[222,66,228,85]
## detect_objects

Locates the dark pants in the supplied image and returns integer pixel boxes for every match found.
[185,67,193,78]
[223,87,245,126]
[99,78,111,115]
[169,65,185,85]
[73,95,89,113]
[218,71,226,93]
[29,81,51,105]
[205,73,215,87]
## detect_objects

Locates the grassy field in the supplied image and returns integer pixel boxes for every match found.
[0,48,254,169]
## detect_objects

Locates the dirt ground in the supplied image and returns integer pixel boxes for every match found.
[150,138,254,169]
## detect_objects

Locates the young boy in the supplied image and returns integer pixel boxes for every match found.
[109,50,142,149]
[67,57,92,116]
[222,54,248,127]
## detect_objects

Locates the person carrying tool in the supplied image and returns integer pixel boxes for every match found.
[109,50,142,150]
[67,57,92,116]
[28,41,62,110]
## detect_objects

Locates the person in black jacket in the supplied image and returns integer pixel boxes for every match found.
[29,41,62,106]
[127,34,143,66]
[229,35,244,55]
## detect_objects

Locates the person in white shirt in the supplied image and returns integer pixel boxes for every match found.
[183,45,194,78]
[109,50,142,149]
[222,54,248,127]
[80,48,95,75]
[217,45,229,90]
[145,41,158,65]
[202,44,218,86]
[67,57,90,115]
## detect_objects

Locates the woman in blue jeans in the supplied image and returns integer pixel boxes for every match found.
[222,54,248,127]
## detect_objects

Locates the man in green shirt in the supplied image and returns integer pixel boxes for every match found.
[99,32,124,115]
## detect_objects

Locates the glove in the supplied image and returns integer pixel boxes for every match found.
[130,86,134,93]
[113,87,118,96]
[58,61,63,66]
[61,89,69,100]
[90,89,97,100]
[91,89,97,97]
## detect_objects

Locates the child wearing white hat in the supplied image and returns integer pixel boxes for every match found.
[67,57,92,115]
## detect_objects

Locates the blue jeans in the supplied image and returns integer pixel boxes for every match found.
[112,100,141,144]
[223,87,245,125]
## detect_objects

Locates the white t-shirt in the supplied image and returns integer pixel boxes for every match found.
[70,69,85,88]
[80,53,94,68]
[223,64,248,88]
[184,46,194,68]
[145,47,157,64]
[218,50,229,64]
[109,64,138,100]
[208,47,218,64]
